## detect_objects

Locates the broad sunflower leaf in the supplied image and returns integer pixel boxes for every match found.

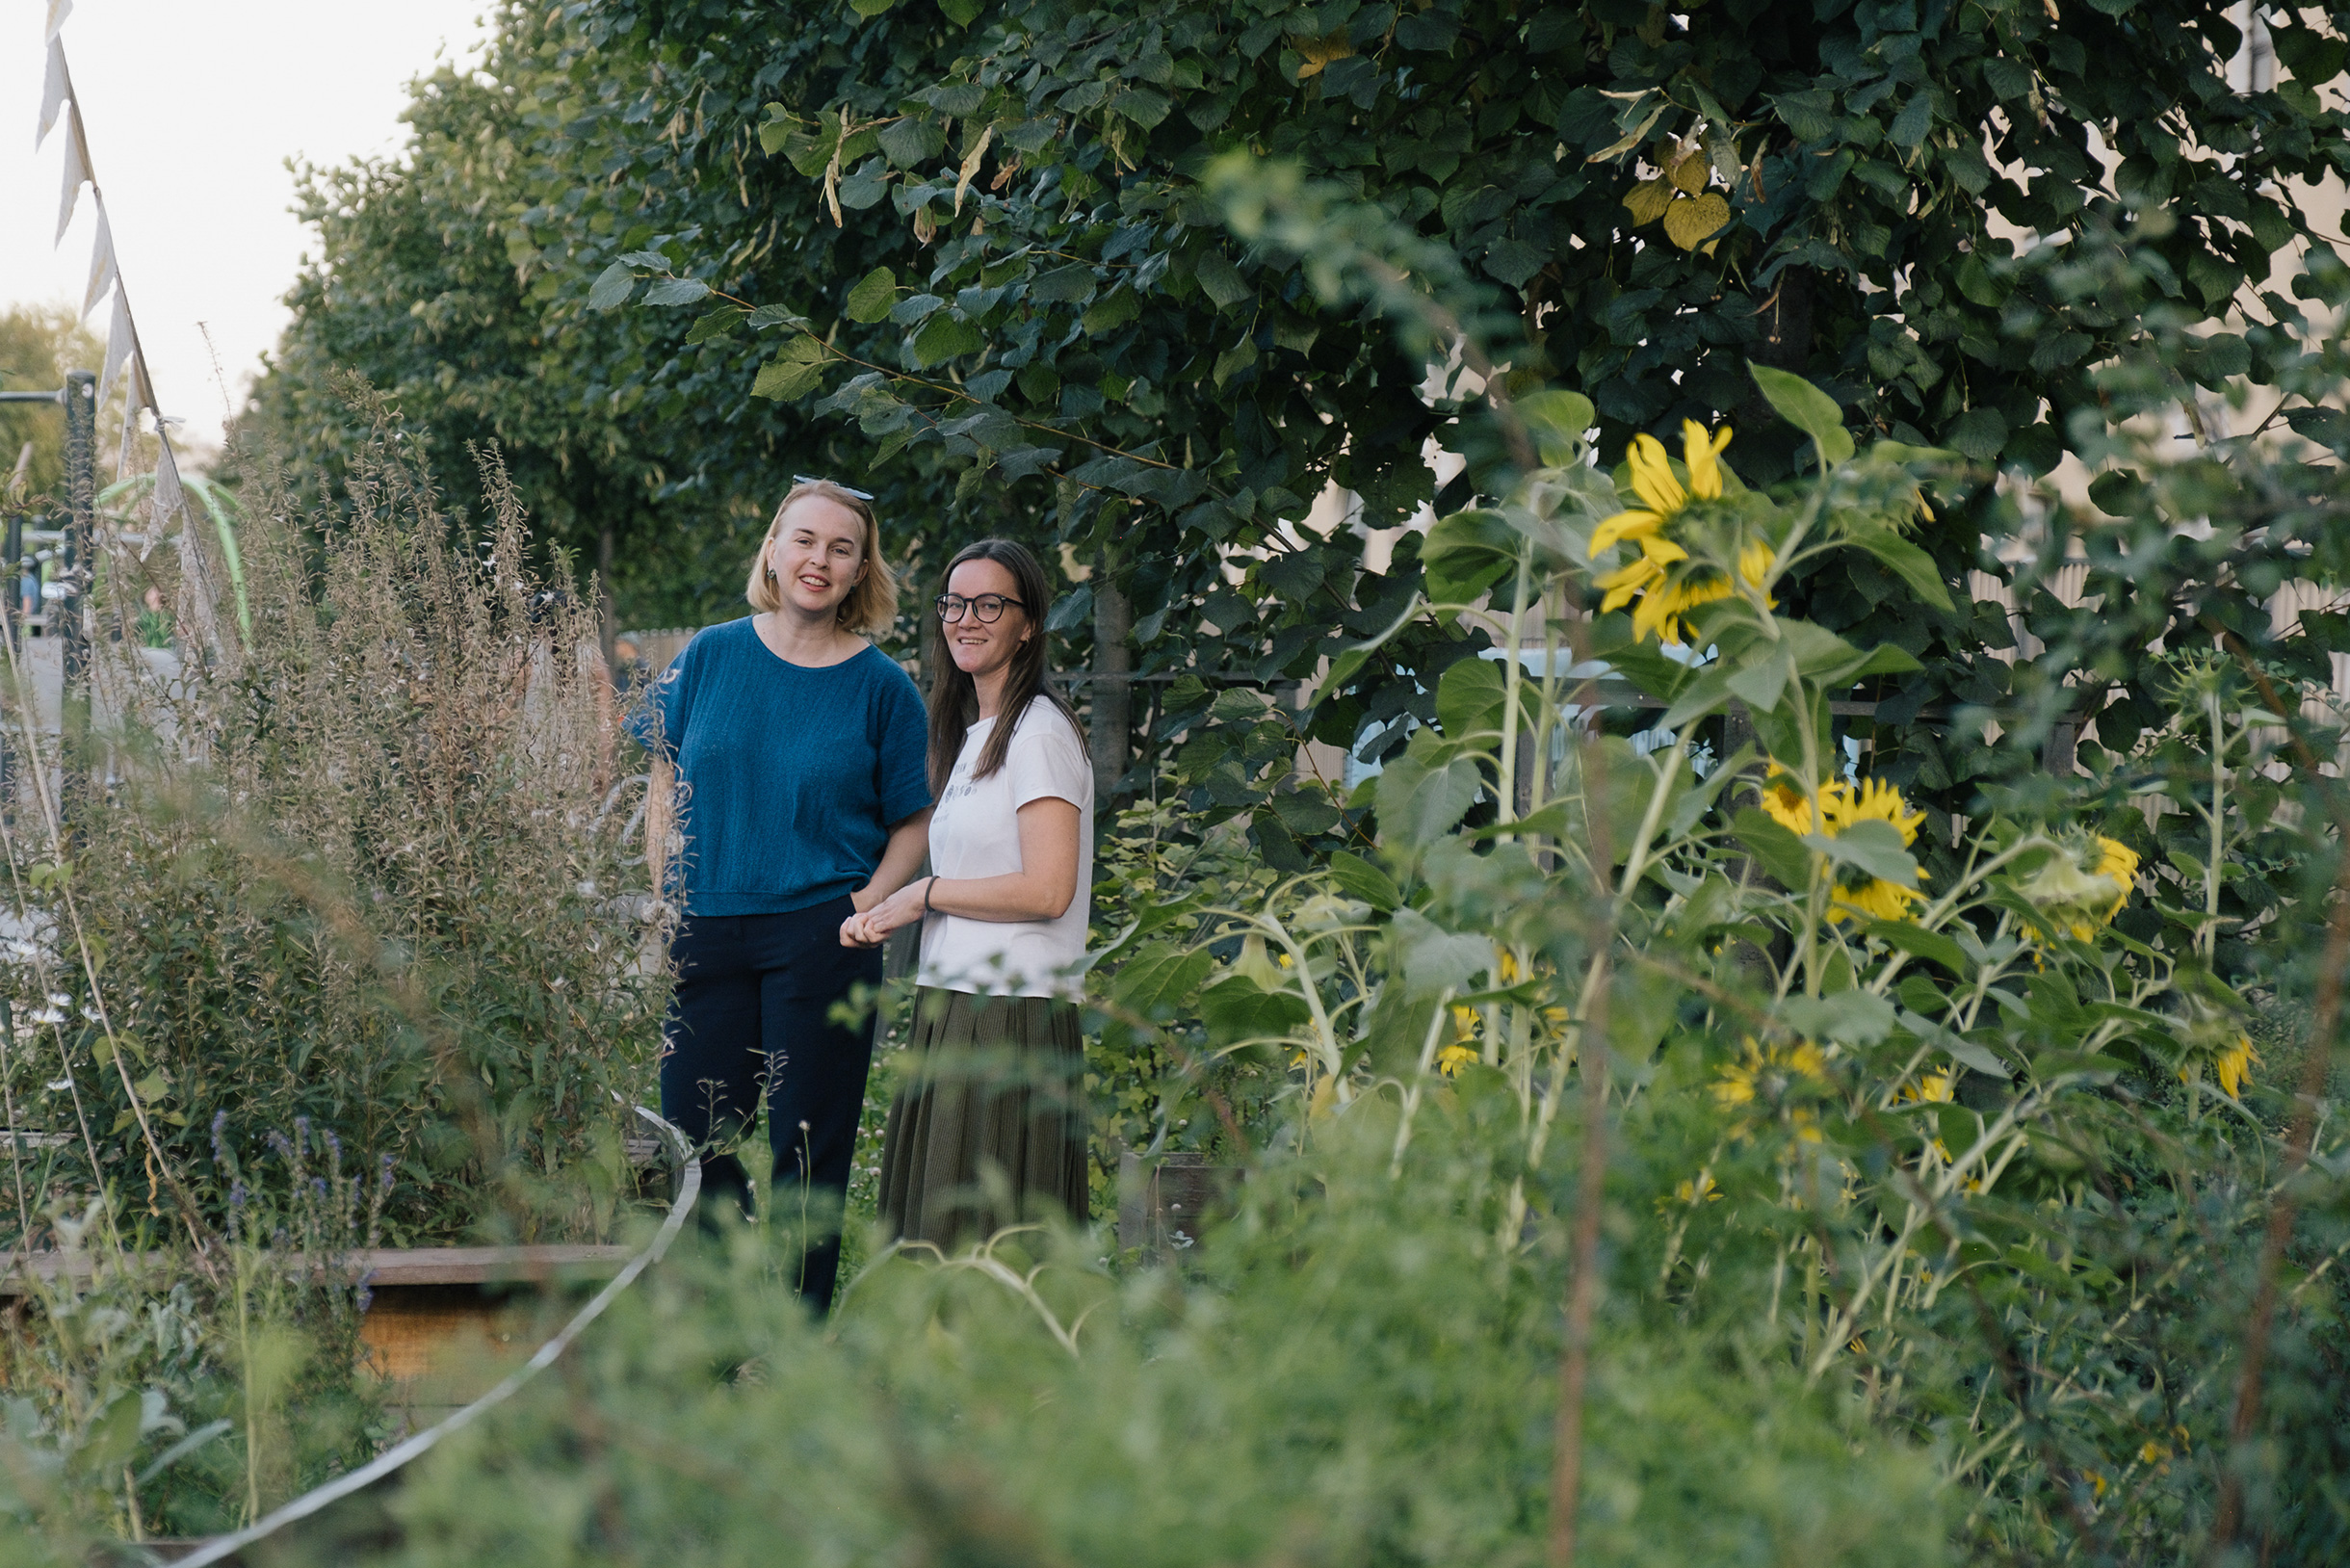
[1376,738,1483,847]
[1110,943,1214,1016]
[1517,390,1595,466]
[1848,532,1956,611]
[1327,850,1401,912]
[1748,364,1856,467]
[1392,908,1493,995]
[1730,805,1815,891]
[1422,508,1518,609]
[1803,819,1919,887]
[1864,918,1966,974]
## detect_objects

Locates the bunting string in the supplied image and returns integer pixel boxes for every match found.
[34,0,201,582]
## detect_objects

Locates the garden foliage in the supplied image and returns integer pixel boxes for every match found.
[20,370,2330,1559]
[0,390,671,1541]
[4,2,2346,1560]
[0,387,668,1249]
[257,0,2350,861]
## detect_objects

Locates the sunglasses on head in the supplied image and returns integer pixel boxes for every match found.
[794,474,876,501]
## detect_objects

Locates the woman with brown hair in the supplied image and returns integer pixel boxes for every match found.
[841,537,1091,1248]
[642,479,931,1310]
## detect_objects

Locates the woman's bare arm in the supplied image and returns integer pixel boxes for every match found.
[852,808,935,914]
[645,752,675,901]
[842,797,1079,946]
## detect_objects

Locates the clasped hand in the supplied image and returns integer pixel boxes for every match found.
[841,876,929,948]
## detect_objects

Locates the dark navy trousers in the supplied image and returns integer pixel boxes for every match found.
[659,898,882,1311]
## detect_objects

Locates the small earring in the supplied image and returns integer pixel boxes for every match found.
[765,564,777,582]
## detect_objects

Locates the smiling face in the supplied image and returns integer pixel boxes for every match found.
[765,495,868,620]
[942,556,1031,685]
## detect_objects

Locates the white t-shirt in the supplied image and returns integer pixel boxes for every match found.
[918,702,1093,998]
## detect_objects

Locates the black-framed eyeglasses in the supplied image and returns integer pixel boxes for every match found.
[794,474,876,501]
[935,592,1027,624]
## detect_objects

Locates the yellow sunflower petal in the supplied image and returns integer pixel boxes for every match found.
[1632,586,1676,643]
[1626,432,1686,517]
[1682,420,1733,501]
[1597,556,1659,612]
[1590,509,1664,555]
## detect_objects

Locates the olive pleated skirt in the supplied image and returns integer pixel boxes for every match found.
[876,985,1089,1248]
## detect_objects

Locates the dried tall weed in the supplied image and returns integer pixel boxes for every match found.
[0,381,667,1250]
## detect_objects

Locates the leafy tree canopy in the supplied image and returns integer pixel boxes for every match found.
[251,0,2350,890]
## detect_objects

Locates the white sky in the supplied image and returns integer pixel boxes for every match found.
[2,0,492,452]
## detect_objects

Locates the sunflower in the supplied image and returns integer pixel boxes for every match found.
[2017,831,2141,944]
[2180,1033,2259,1100]
[1711,1036,1828,1111]
[1592,420,1775,646]
[1438,1004,1479,1076]
[1756,767,1930,922]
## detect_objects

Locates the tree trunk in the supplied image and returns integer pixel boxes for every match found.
[1089,569,1133,807]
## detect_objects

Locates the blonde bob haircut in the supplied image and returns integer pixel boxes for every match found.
[745,479,900,636]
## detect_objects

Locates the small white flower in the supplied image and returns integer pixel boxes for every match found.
[29,1007,63,1025]
[44,1078,69,1090]
[46,993,69,1008]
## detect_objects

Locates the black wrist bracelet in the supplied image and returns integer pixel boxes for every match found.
[923,876,937,915]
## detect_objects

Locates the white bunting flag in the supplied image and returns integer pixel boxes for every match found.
[44,0,73,44]
[152,435,185,527]
[56,113,91,244]
[98,284,132,406]
[38,39,67,149]
[115,375,134,481]
[83,200,117,319]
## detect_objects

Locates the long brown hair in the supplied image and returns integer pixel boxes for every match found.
[744,480,900,636]
[926,538,1084,794]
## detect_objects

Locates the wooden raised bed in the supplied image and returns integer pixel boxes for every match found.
[1,1244,633,1413]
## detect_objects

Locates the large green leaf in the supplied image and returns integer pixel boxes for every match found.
[1392,908,1493,995]
[911,312,983,366]
[1516,389,1595,466]
[1804,819,1920,887]
[1730,806,1815,891]
[1748,363,1855,468]
[1847,532,1955,612]
[1435,657,1539,742]
[1421,509,1518,610]
[846,266,897,324]
[1110,944,1214,1016]
[1778,988,1896,1044]
[587,261,636,312]
[1327,849,1401,912]
[1198,976,1312,1042]
[1375,739,1483,848]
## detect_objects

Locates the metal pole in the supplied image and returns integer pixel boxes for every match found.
[1,467,20,823]
[60,371,94,817]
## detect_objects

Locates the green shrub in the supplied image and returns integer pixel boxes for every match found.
[0,389,666,1251]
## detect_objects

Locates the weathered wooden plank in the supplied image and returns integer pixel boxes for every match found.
[0,1243,636,1295]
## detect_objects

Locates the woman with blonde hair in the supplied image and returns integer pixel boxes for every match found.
[641,479,931,1310]
[843,536,1091,1248]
